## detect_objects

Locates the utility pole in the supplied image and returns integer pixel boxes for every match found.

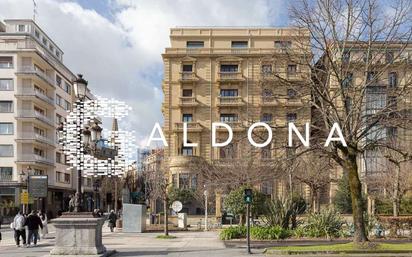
[204,187,208,231]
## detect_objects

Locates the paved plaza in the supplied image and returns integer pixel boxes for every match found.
[0,225,265,257]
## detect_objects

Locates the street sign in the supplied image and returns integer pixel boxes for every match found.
[244,188,253,204]
[28,175,48,198]
[21,191,29,204]
[171,201,183,213]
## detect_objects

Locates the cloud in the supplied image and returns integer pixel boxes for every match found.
[0,0,284,148]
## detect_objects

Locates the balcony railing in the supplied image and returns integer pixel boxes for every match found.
[16,66,55,87]
[179,97,198,106]
[17,109,55,126]
[218,72,244,81]
[260,72,308,81]
[17,154,54,165]
[217,121,244,131]
[174,122,202,131]
[19,132,55,145]
[0,173,13,181]
[217,96,244,106]
[180,72,198,82]
[16,88,55,105]
[164,48,305,56]
[262,96,281,106]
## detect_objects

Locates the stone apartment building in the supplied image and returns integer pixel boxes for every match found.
[161,27,313,215]
[0,19,95,217]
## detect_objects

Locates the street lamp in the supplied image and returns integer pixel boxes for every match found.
[73,74,88,212]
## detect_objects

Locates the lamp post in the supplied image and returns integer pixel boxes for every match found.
[19,166,33,214]
[73,74,88,213]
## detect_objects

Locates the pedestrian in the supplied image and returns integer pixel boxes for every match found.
[107,210,117,232]
[12,210,26,247]
[39,211,48,239]
[24,210,43,247]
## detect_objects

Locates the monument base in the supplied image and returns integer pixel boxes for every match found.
[50,212,109,256]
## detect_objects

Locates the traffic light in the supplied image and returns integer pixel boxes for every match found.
[244,188,253,204]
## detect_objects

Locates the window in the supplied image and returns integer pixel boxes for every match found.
[181,146,193,156]
[0,145,13,157]
[342,73,353,88]
[220,89,238,97]
[34,147,44,157]
[220,114,238,122]
[56,51,61,58]
[65,100,71,111]
[220,64,238,73]
[287,89,297,98]
[56,152,62,163]
[261,64,272,73]
[387,127,398,139]
[365,86,386,115]
[231,41,248,48]
[17,24,26,32]
[186,41,204,48]
[42,37,47,46]
[366,71,377,83]
[0,167,12,180]
[49,44,54,52]
[261,113,272,122]
[387,96,397,110]
[64,82,71,94]
[34,106,45,116]
[56,113,63,125]
[386,51,394,64]
[345,97,353,111]
[342,50,351,63]
[388,72,397,88]
[64,173,70,184]
[35,30,40,39]
[287,113,297,122]
[274,41,292,48]
[182,64,193,72]
[0,57,13,68]
[191,174,197,189]
[56,171,62,182]
[182,114,193,122]
[220,143,237,159]
[261,145,271,159]
[0,101,13,113]
[0,79,13,90]
[34,127,45,136]
[179,173,190,189]
[365,149,386,174]
[56,94,62,106]
[262,88,273,97]
[172,174,178,187]
[287,64,297,74]
[0,123,13,135]
[182,89,192,97]
[56,75,62,87]
[34,169,44,175]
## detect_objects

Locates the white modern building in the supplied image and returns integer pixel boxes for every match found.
[0,19,94,218]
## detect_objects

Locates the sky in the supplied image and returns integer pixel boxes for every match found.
[0,0,290,147]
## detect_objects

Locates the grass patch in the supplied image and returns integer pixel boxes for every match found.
[266,242,412,254]
[156,234,177,239]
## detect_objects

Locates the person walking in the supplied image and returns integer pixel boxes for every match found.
[24,210,43,247]
[12,211,26,247]
[107,210,117,232]
[39,211,48,239]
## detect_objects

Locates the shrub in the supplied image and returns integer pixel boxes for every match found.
[250,226,290,240]
[261,196,306,229]
[334,174,352,214]
[219,226,246,240]
[305,207,344,239]
[292,226,306,238]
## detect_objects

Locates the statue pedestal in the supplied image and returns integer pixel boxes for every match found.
[49,213,114,256]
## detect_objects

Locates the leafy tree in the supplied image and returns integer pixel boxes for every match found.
[168,187,195,206]
[223,186,266,224]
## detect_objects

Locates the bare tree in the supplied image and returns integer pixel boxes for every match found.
[142,163,170,236]
[294,152,336,213]
[289,0,412,242]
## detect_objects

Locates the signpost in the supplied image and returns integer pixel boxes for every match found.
[28,175,48,211]
[244,188,253,254]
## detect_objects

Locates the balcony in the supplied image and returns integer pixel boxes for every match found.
[16,66,55,88]
[17,132,55,146]
[260,72,308,82]
[179,97,198,107]
[218,72,244,82]
[173,122,203,132]
[169,155,202,169]
[15,88,55,106]
[16,154,54,166]
[0,173,13,181]
[179,72,199,82]
[216,121,244,132]
[17,110,55,127]
[261,96,281,106]
[217,96,244,107]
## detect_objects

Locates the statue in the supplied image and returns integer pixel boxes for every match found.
[68,194,75,212]
[74,192,81,212]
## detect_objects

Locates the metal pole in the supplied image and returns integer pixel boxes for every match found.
[75,100,83,212]
[246,203,251,254]
[204,189,208,231]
